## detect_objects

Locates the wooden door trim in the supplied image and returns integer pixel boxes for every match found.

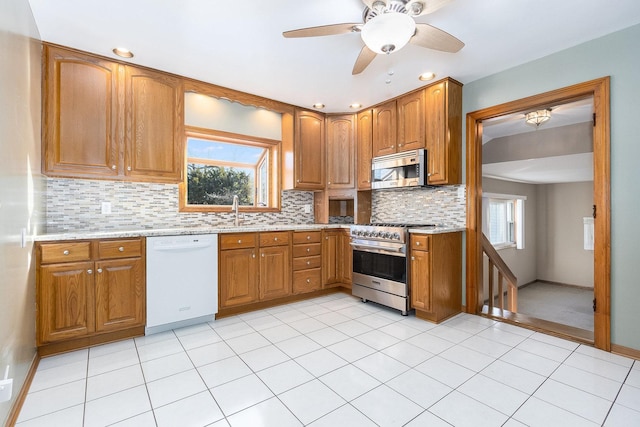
[465,77,611,350]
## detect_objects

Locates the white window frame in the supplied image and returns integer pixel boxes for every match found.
[482,192,526,250]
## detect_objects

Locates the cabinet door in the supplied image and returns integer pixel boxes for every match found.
[125,66,183,182]
[410,250,432,312]
[372,100,397,157]
[339,230,352,287]
[43,46,120,178]
[397,90,425,152]
[38,262,94,344]
[259,246,291,301]
[294,109,325,189]
[219,248,259,307]
[326,115,355,189]
[322,230,340,287]
[424,80,462,185]
[95,258,145,333]
[356,110,373,189]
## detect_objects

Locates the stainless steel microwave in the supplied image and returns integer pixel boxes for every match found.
[371,148,427,189]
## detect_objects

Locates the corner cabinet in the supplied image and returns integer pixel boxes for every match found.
[409,232,462,322]
[425,79,462,185]
[42,44,183,182]
[292,109,325,190]
[356,110,373,190]
[326,115,356,189]
[36,238,145,355]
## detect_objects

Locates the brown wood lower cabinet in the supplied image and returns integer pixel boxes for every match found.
[409,232,462,322]
[293,231,322,294]
[36,238,145,353]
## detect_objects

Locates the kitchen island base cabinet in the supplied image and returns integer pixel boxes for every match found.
[410,232,462,323]
[36,238,145,356]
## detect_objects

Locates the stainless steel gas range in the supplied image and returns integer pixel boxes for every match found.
[350,223,435,315]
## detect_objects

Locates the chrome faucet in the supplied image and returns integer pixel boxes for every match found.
[231,195,240,226]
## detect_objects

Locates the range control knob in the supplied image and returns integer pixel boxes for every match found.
[393,232,401,240]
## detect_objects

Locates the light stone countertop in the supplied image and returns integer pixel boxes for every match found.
[35,223,465,242]
[34,223,349,242]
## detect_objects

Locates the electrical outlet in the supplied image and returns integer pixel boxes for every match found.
[303,204,311,214]
[101,201,112,214]
[0,378,12,402]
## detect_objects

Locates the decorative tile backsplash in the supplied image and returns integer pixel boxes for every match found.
[371,185,466,227]
[45,179,466,232]
[45,178,315,232]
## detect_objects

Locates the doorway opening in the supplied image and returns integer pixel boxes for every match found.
[465,78,611,350]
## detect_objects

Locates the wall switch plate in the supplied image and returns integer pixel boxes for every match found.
[101,201,112,214]
[303,204,311,214]
[0,379,12,403]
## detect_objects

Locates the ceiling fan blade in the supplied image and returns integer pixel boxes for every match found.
[283,23,361,38]
[352,45,377,75]
[410,23,464,52]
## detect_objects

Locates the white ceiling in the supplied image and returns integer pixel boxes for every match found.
[27,0,640,113]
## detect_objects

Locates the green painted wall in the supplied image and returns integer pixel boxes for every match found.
[462,23,640,350]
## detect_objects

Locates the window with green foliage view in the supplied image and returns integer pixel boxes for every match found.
[181,129,280,211]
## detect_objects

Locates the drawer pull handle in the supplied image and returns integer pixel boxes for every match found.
[97,268,103,273]
[87,269,93,274]
[63,250,70,255]
[118,246,124,252]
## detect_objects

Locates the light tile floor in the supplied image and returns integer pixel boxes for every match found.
[16,293,640,426]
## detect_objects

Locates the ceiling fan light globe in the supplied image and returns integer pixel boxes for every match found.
[361,12,416,55]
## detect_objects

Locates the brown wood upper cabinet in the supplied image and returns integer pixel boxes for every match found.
[424,79,462,185]
[372,100,397,157]
[326,115,356,189]
[292,109,325,190]
[43,45,183,182]
[356,110,373,190]
[372,91,425,158]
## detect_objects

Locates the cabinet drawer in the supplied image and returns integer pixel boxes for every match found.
[220,233,257,250]
[259,231,290,247]
[40,242,91,264]
[410,234,431,251]
[293,255,321,271]
[292,268,322,294]
[292,243,321,258]
[293,231,322,244]
[98,239,142,259]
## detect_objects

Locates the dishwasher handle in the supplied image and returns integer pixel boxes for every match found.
[151,240,215,251]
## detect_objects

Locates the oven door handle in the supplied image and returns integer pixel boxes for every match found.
[350,243,406,257]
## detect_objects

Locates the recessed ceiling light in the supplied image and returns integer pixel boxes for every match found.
[112,47,134,58]
[349,103,362,109]
[312,103,325,109]
[418,72,436,81]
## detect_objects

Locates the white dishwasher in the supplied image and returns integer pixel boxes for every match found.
[146,234,218,334]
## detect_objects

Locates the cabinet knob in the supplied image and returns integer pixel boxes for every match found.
[306,279,310,283]
[261,253,265,257]
[367,180,370,183]
[127,166,131,171]
[398,143,403,147]
[416,242,420,246]
[306,236,311,240]
[118,246,124,252]
[97,268,103,273]
[63,250,70,255]
[411,256,415,261]
[238,240,242,244]
[252,253,256,258]
[328,182,331,185]
[296,179,300,183]
[306,248,311,252]
[325,237,328,240]
[111,165,116,170]
[274,237,278,241]
[306,261,310,265]
[391,145,395,148]
[87,269,93,274]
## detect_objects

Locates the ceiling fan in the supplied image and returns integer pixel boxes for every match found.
[283,0,464,75]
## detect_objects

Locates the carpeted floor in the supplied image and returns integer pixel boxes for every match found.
[515,281,594,331]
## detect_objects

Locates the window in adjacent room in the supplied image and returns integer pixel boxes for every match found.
[483,193,525,249]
